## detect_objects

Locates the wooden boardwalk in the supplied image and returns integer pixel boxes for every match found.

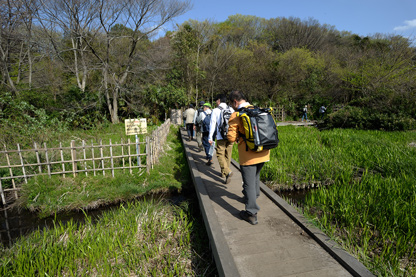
[181,129,374,277]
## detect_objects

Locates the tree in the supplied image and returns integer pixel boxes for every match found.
[87,0,191,123]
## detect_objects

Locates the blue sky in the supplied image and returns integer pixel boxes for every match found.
[166,0,416,39]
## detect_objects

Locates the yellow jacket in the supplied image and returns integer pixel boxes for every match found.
[227,105,270,166]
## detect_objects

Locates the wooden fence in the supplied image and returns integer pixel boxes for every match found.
[272,106,285,122]
[0,119,172,205]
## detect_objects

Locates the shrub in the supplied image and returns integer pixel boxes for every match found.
[322,106,416,131]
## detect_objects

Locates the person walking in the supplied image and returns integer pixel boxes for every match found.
[301,105,308,122]
[319,105,326,119]
[183,104,196,141]
[193,101,205,151]
[197,103,213,162]
[227,90,270,225]
[208,94,234,184]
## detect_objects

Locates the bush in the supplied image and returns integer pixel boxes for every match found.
[322,106,416,131]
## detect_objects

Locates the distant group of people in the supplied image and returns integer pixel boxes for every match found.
[301,104,327,122]
[182,92,270,225]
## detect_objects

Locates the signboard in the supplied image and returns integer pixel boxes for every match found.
[125,118,147,135]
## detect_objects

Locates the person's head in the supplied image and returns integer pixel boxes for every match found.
[228,90,247,110]
[214,94,227,106]
[203,103,212,110]
[199,101,205,107]
[189,103,194,108]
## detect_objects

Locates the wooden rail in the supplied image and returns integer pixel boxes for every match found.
[0,119,172,205]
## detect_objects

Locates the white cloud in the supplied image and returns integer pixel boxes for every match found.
[394,19,416,31]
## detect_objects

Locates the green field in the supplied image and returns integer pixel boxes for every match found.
[253,126,416,276]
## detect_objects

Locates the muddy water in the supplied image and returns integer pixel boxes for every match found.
[0,192,189,248]
[276,188,310,209]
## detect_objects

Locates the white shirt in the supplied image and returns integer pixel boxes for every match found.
[197,108,212,132]
[238,102,251,109]
[208,102,234,141]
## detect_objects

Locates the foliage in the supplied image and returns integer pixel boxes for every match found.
[0,92,70,147]
[1,5,416,130]
[323,106,416,131]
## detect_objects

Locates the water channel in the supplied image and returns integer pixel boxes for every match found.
[0,192,189,248]
[1,187,311,248]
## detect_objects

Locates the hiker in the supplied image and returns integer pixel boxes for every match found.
[227,90,270,225]
[183,104,196,141]
[197,103,213,162]
[208,94,234,184]
[319,105,326,119]
[301,105,308,122]
[193,101,205,151]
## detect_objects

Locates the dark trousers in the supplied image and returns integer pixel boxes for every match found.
[202,132,211,160]
[186,123,194,139]
[240,162,265,215]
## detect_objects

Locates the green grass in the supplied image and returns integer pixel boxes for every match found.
[2,125,217,276]
[244,126,416,276]
[0,199,216,276]
[17,125,191,217]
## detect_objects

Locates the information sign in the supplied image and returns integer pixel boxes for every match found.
[125,118,147,135]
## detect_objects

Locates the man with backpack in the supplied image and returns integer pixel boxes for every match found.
[197,103,213,163]
[193,101,205,151]
[227,90,271,225]
[208,94,234,184]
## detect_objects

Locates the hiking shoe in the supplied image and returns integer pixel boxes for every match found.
[239,210,258,225]
[225,171,233,184]
[206,160,213,166]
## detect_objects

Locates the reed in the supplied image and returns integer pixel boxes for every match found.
[0,199,215,276]
[233,126,416,276]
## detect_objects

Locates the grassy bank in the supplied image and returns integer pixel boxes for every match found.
[1,199,216,276]
[233,126,416,276]
[15,125,189,217]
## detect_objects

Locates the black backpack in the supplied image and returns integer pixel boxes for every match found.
[237,106,279,152]
[202,112,211,133]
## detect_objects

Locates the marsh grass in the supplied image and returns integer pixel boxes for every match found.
[233,126,416,276]
[0,199,216,276]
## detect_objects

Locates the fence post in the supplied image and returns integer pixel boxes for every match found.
[110,139,114,177]
[82,140,88,176]
[71,140,77,177]
[17,144,28,184]
[121,138,125,173]
[128,138,132,174]
[146,136,150,173]
[91,140,96,176]
[100,139,105,176]
[34,142,42,174]
[60,142,66,178]
[44,142,51,177]
[137,137,141,167]
[4,145,18,200]
[0,179,6,205]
